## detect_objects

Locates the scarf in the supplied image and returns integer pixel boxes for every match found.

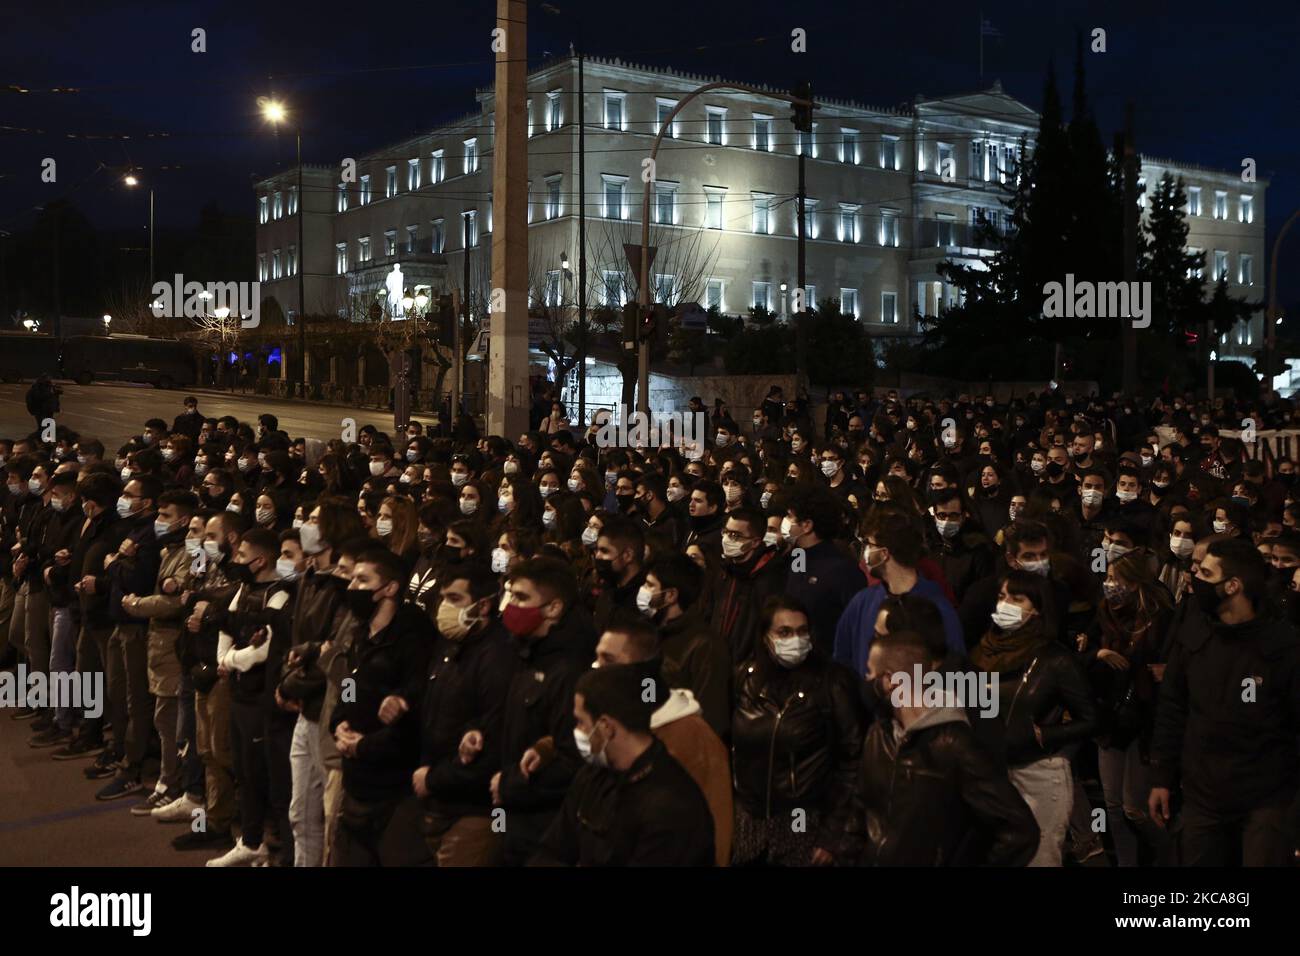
[970,618,1049,673]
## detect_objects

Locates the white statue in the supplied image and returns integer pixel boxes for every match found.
[385,264,405,318]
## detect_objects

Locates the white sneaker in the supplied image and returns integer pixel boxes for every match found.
[152,793,203,823]
[205,838,268,867]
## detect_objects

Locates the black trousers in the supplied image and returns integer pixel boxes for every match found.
[229,695,269,850]
[332,792,404,867]
[265,710,296,866]
[1179,799,1295,866]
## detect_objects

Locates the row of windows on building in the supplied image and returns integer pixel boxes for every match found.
[1184,187,1254,223]
[257,187,299,225]
[1194,248,1255,286]
[257,246,297,281]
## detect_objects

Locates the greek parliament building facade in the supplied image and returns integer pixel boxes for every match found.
[253,55,1268,370]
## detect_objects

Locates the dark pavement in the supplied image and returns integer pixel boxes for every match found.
[0,381,420,451]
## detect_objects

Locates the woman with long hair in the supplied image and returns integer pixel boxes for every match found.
[1083,552,1172,867]
[376,495,420,571]
[970,570,1098,866]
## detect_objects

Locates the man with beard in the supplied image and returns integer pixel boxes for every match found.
[489,557,595,865]
[590,516,646,634]
[708,507,787,664]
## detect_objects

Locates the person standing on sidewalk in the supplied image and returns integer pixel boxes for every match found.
[29,472,84,749]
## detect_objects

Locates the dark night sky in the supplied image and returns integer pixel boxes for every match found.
[3,0,1298,300]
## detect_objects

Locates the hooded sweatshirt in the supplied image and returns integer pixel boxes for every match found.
[650,688,733,866]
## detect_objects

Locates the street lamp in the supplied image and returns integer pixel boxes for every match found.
[123,172,154,288]
[102,314,112,335]
[260,96,307,399]
[23,319,34,331]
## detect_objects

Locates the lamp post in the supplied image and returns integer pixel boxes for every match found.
[123,173,154,289]
[102,314,112,336]
[261,98,307,399]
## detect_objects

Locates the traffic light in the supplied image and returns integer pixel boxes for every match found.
[622,300,640,345]
[790,82,813,133]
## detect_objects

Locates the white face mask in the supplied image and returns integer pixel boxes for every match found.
[781,516,798,543]
[369,461,386,476]
[255,507,274,525]
[459,498,478,516]
[1170,535,1194,558]
[760,491,772,509]
[491,547,511,574]
[567,477,581,492]
[1212,519,1228,534]
[721,536,748,561]
[497,494,511,514]
[763,531,780,548]
[542,509,556,528]
[292,518,304,529]
[451,472,469,487]
[539,485,556,498]
[1115,489,1137,502]
[203,539,222,562]
[573,725,608,767]
[120,466,132,482]
[1019,557,1050,577]
[769,633,812,667]
[375,517,393,537]
[724,484,742,504]
[666,485,685,503]
[1081,489,1104,507]
[635,584,657,617]
[820,460,840,477]
[503,461,519,475]
[1103,542,1132,562]
[184,536,203,557]
[399,474,413,485]
[226,501,242,514]
[1030,460,1045,474]
[275,557,300,581]
[1008,505,1022,522]
[581,526,599,547]
[934,517,961,538]
[991,600,1026,631]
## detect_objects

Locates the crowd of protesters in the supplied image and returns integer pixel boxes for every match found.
[1,381,1297,867]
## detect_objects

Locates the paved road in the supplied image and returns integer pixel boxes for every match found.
[0,699,202,866]
[0,382,418,450]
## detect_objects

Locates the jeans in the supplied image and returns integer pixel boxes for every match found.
[1098,740,1149,867]
[1009,755,1074,867]
[1179,800,1296,866]
[153,696,180,794]
[289,714,325,867]
[108,623,151,773]
[22,585,51,687]
[177,669,204,798]
[7,580,28,657]
[49,606,79,730]
[229,695,269,849]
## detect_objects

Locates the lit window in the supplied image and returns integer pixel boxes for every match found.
[839,203,860,243]
[881,292,897,324]
[1214,191,1227,220]
[464,138,478,174]
[406,225,418,254]
[258,253,268,281]
[545,176,562,220]
[654,182,678,225]
[408,158,421,190]
[545,270,561,307]
[706,107,726,145]
[657,99,678,139]
[654,273,676,304]
[385,166,397,198]
[463,210,478,247]
[335,242,348,274]
[1240,253,1254,286]
[602,270,623,306]
[360,175,372,205]
[431,219,445,254]
[879,209,898,247]
[337,183,349,212]
[705,189,724,230]
[753,114,773,152]
[602,175,628,220]
[546,90,563,130]
[359,236,371,262]
[1188,186,1201,217]
[752,281,772,311]
[1213,250,1228,282]
[840,128,858,165]
[273,191,283,220]
[880,134,899,170]
[384,229,397,257]
[258,196,269,224]
[287,245,296,277]
[706,278,724,311]
[526,99,534,138]
[288,186,298,215]
[272,249,281,280]
[431,150,445,183]
[800,199,819,239]
[937,143,955,181]
[936,214,956,247]
[840,288,858,318]
[1240,195,1254,224]
[752,194,773,234]
[603,91,626,131]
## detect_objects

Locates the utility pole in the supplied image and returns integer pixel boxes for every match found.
[792,82,813,390]
[1120,102,1138,396]
[450,287,462,421]
[576,38,587,425]
[296,130,306,398]
[462,213,471,416]
[486,0,530,438]
[51,208,62,342]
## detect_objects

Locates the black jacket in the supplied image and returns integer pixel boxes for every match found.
[659,607,732,740]
[496,606,595,860]
[417,620,516,817]
[329,602,434,801]
[1150,610,1300,813]
[927,523,996,607]
[38,504,86,607]
[591,568,645,636]
[709,546,787,664]
[731,649,865,848]
[74,515,129,630]
[531,737,714,866]
[974,632,1099,767]
[840,710,1039,866]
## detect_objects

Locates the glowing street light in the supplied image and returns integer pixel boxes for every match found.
[258,94,307,398]
[259,98,287,124]
[213,306,231,319]
[123,174,139,187]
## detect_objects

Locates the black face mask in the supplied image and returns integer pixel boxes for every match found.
[438,543,463,564]
[227,559,256,584]
[1045,461,1065,478]
[1190,577,1224,617]
[344,587,379,621]
[593,557,619,584]
[615,493,635,513]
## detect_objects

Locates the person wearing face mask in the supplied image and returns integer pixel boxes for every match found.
[92,476,165,802]
[1148,538,1300,866]
[205,529,295,867]
[10,462,55,694]
[683,481,727,567]
[25,472,85,746]
[589,517,646,635]
[778,487,868,654]
[925,489,995,607]
[531,662,715,866]
[637,554,731,739]
[708,509,787,664]
[322,547,433,867]
[839,630,1039,866]
[0,457,42,678]
[486,558,594,866]
[1078,553,1172,867]
[732,596,864,866]
[1070,468,1112,560]
[44,474,122,761]
[970,572,1099,866]
[835,511,965,681]
[411,565,514,866]
[634,473,683,548]
[118,490,201,817]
